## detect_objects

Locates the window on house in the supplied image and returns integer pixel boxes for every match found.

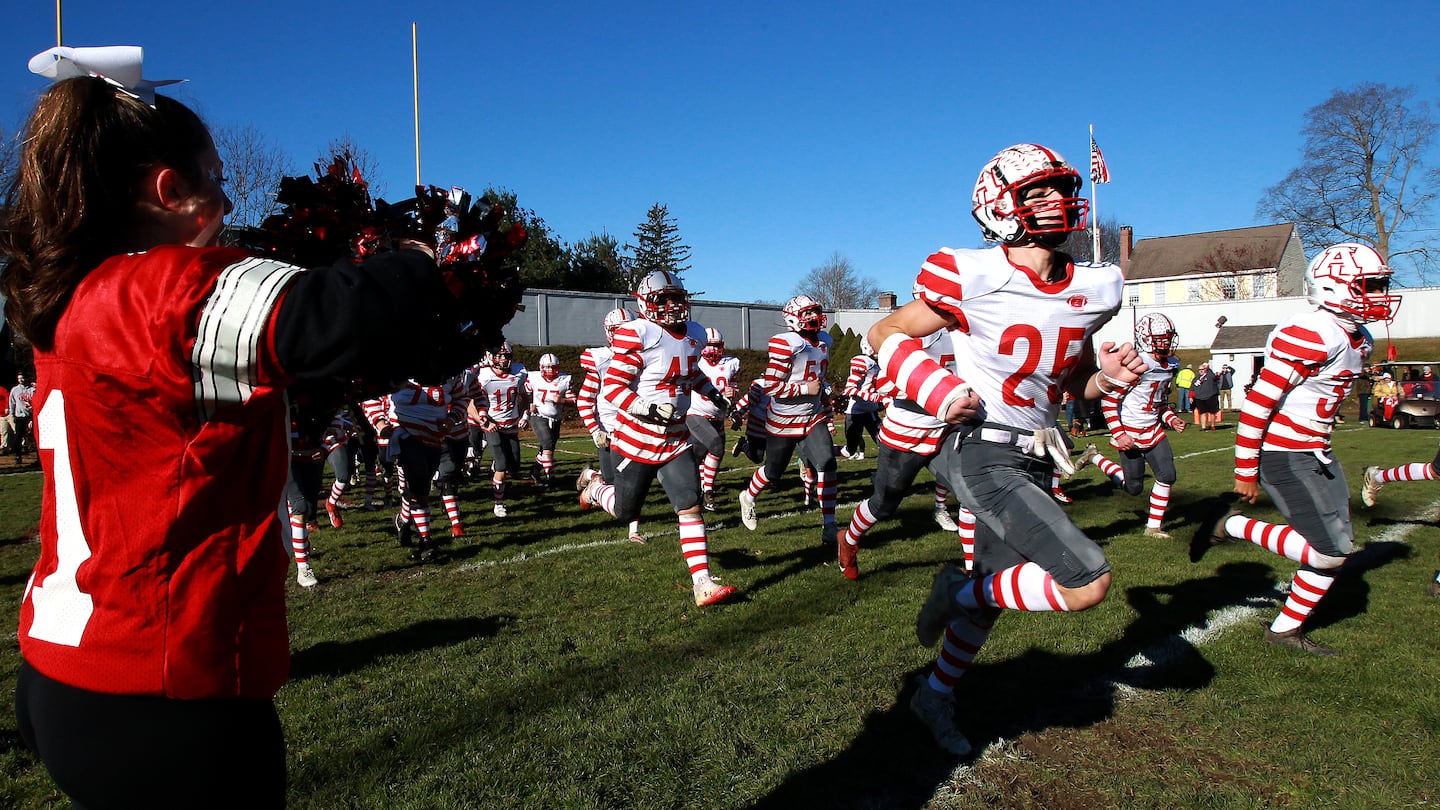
[1154,283,1166,305]
[1251,274,1270,298]
[1188,280,1202,302]
[1220,276,1237,300]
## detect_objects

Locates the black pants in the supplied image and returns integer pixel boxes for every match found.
[17,661,286,809]
[844,411,880,455]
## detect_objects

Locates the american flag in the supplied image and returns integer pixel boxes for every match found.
[1089,136,1110,184]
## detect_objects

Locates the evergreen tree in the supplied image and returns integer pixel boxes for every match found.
[566,231,630,293]
[484,187,569,289]
[623,203,691,289]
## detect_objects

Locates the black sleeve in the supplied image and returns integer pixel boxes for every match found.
[273,250,484,386]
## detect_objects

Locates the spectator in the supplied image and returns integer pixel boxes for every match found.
[1175,364,1195,412]
[9,372,35,465]
[1418,365,1436,399]
[0,380,11,462]
[1218,364,1235,411]
[1190,362,1220,430]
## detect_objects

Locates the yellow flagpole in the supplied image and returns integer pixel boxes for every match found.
[56,0,63,46]
[412,22,421,188]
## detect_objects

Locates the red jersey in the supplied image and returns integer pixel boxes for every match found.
[20,247,297,700]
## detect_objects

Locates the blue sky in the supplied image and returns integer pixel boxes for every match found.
[3,1,1438,302]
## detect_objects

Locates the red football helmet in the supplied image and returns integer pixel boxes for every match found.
[972,143,1088,247]
[1134,313,1178,357]
[1306,243,1401,324]
[539,353,559,382]
[783,295,827,333]
[702,327,725,362]
[634,271,690,327]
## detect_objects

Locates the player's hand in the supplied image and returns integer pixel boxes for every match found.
[1112,432,1136,451]
[1233,478,1261,504]
[941,389,981,424]
[377,422,395,441]
[631,401,677,424]
[1098,341,1147,388]
[592,430,610,448]
[1172,420,1186,433]
[801,380,823,396]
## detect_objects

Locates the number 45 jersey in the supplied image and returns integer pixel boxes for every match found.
[915,245,1123,432]
[605,319,710,464]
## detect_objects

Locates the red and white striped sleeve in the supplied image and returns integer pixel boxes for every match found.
[876,332,968,420]
[576,349,601,433]
[913,250,970,331]
[761,335,803,398]
[1234,323,1323,481]
[1100,389,1126,436]
[842,356,870,397]
[602,326,644,415]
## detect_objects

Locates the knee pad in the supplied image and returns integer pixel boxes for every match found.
[1122,480,1144,497]
[1308,551,1347,571]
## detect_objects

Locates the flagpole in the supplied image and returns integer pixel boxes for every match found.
[55,0,63,46]
[412,22,421,188]
[1089,124,1100,262]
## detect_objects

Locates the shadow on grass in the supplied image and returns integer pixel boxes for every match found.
[750,561,1278,810]
[290,616,511,680]
[1307,540,1412,632]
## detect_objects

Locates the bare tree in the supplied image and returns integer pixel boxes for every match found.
[794,251,880,310]
[1189,243,1276,300]
[1257,83,1438,283]
[1058,214,1126,264]
[212,123,289,229]
[319,135,385,201]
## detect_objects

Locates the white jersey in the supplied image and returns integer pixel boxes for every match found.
[577,346,620,433]
[1101,353,1179,449]
[876,329,953,454]
[915,246,1123,432]
[843,354,882,415]
[762,330,833,437]
[470,363,529,431]
[364,378,467,449]
[605,319,712,464]
[689,355,740,419]
[528,372,573,420]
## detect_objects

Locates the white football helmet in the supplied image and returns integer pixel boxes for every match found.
[634,270,690,327]
[602,307,631,347]
[539,353,559,381]
[1306,242,1401,324]
[859,336,875,357]
[702,327,725,362]
[1134,313,1178,357]
[783,295,827,332]
[488,341,513,372]
[972,143,1089,247]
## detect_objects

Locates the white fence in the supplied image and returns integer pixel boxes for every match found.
[505,288,788,350]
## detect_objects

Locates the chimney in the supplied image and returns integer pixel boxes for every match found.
[1119,226,1134,274]
[878,291,897,310]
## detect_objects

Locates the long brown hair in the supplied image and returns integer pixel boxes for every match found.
[0,77,213,350]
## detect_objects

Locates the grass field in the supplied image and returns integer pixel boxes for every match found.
[2,420,1440,809]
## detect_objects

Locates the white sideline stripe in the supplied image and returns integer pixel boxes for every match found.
[936,495,1440,785]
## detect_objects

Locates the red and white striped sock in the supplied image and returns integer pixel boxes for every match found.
[927,614,994,694]
[679,514,712,582]
[1146,482,1171,529]
[800,465,816,503]
[1270,569,1338,633]
[1050,469,1063,493]
[591,483,618,516]
[845,501,878,544]
[399,499,413,523]
[442,493,462,528]
[958,508,976,573]
[817,470,836,523]
[492,478,506,506]
[539,451,555,480]
[1095,454,1125,486]
[747,468,770,498]
[289,513,310,565]
[412,505,432,541]
[934,483,950,511]
[328,480,348,508]
[701,453,721,492]
[958,562,1069,612]
[1376,462,1440,483]
[396,465,408,493]
[1221,514,1325,565]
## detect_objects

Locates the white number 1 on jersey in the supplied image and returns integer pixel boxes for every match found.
[24,390,95,646]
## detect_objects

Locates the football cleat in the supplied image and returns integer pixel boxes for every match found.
[738,490,758,530]
[821,523,838,546]
[916,564,972,647]
[576,466,600,510]
[933,507,959,533]
[839,447,853,460]
[1142,526,1173,540]
[295,563,318,588]
[413,540,437,563]
[1073,443,1099,473]
[626,530,647,544]
[325,500,344,529]
[493,502,508,518]
[451,524,465,538]
[851,452,865,461]
[730,436,748,458]
[702,490,716,512]
[1361,466,1383,508]
[693,575,738,607]
[909,677,973,757]
[1190,507,1243,563]
[837,531,859,581]
[395,513,413,547]
[1050,488,1073,505]
[1263,627,1337,658]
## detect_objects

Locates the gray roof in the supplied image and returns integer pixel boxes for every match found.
[1128,223,1295,281]
[1210,324,1276,351]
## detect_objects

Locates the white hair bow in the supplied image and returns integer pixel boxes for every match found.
[28,45,183,106]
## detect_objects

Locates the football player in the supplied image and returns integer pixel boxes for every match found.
[469,342,529,518]
[577,271,737,606]
[527,353,575,489]
[868,143,1144,756]
[840,338,883,460]
[578,308,645,543]
[738,295,839,544]
[688,328,740,510]
[1204,243,1402,651]
[1362,446,1440,598]
[1077,312,1186,538]
[837,329,963,580]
